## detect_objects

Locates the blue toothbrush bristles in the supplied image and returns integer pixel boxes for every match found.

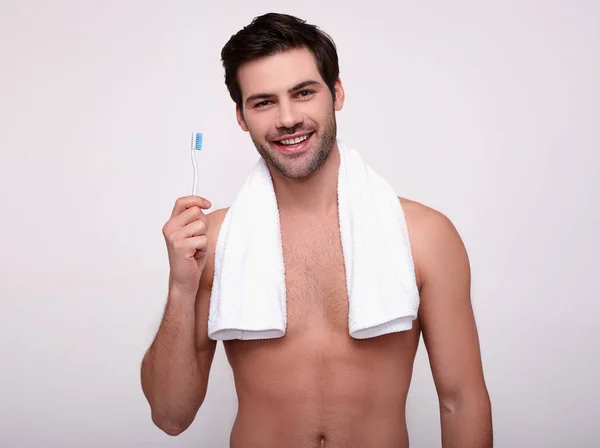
[192,132,203,150]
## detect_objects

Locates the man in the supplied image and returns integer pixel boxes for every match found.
[141,12,492,447]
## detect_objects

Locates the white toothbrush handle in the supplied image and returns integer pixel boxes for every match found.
[191,147,198,196]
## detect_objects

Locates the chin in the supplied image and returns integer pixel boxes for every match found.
[274,145,332,180]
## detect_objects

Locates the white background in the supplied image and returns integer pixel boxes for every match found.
[1,1,599,446]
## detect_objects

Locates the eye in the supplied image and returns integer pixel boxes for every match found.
[296,89,314,98]
[254,100,272,108]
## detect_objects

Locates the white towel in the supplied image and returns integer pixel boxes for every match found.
[208,139,419,340]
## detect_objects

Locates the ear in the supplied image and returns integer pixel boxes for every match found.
[333,77,345,112]
[236,105,249,132]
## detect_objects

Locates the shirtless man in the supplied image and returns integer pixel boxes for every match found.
[141,13,492,447]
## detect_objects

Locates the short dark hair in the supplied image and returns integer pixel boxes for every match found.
[220,13,340,109]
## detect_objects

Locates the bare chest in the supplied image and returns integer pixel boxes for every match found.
[280,216,348,332]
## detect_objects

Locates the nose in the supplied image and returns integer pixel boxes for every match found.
[275,98,303,130]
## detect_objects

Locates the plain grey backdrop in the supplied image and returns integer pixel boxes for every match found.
[1,0,599,446]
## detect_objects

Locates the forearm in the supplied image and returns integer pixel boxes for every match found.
[141,287,204,433]
[440,392,493,447]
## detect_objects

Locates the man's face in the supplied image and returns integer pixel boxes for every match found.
[236,47,345,179]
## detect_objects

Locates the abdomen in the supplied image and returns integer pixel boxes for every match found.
[225,324,420,448]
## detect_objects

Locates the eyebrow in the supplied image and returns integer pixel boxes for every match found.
[245,80,322,106]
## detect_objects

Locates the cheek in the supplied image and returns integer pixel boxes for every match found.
[309,100,333,123]
[243,113,262,131]
[246,117,274,141]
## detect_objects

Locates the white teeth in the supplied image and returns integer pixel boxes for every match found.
[279,134,310,145]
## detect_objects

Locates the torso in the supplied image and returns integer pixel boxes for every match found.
[219,202,422,448]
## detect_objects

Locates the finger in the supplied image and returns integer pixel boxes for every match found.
[174,236,209,257]
[163,207,208,238]
[180,218,208,238]
[170,196,212,219]
[172,206,208,228]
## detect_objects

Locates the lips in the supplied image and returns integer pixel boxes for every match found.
[277,133,311,145]
[271,132,314,154]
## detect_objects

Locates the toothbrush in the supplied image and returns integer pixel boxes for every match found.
[191,132,203,196]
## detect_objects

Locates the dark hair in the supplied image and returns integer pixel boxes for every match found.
[221,13,340,109]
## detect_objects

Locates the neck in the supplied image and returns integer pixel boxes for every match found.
[269,142,340,217]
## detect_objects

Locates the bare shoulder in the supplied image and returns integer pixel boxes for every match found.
[199,207,230,290]
[194,206,230,348]
[398,197,459,238]
[397,197,469,288]
[207,207,230,234]
[194,208,230,355]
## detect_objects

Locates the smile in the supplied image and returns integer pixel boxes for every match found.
[272,132,314,154]
[277,133,312,146]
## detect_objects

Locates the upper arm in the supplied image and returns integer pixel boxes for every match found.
[402,199,488,406]
[193,208,228,377]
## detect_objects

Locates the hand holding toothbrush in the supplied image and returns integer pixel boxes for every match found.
[162,195,212,294]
